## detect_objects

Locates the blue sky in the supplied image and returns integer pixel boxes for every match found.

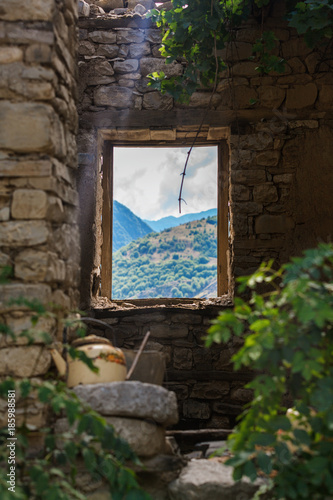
[113,146,217,220]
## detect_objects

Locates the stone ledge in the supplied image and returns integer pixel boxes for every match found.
[168,459,269,500]
[74,381,179,426]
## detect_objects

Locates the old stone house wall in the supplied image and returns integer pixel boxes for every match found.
[77,3,333,427]
[0,0,332,431]
[0,0,79,426]
[77,6,333,304]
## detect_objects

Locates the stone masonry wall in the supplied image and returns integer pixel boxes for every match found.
[78,3,333,302]
[0,0,79,426]
[77,3,333,428]
[87,305,253,430]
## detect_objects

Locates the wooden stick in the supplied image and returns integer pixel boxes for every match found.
[126,330,151,380]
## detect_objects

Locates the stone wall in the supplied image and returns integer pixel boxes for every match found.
[77,5,333,304]
[77,4,333,428]
[0,0,79,425]
[86,305,253,430]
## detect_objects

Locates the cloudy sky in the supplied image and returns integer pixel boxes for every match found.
[113,146,217,221]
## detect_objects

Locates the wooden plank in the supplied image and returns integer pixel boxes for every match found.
[217,141,229,296]
[79,109,275,130]
[100,142,113,298]
[165,370,253,382]
[166,429,233,437]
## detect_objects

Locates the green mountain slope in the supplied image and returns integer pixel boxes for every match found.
[144,208,217,232]
[113,201,153,252]
[112,216,217,299]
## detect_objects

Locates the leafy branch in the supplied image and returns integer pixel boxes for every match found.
[205,243,333,499]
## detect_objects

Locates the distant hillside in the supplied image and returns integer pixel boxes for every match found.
[112,216,218,300]
[144,208,217,232]
[113,201,154,252]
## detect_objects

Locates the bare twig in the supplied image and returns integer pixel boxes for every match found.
[178,19,220,213]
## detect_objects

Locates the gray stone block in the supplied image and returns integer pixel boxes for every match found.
[74,381,179,426]
[168,459,267,500]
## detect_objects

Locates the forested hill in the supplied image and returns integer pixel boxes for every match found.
[112,201,153,252]
[144,208,217,232]
[112,216,217,300]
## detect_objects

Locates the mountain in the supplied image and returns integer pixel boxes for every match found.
[144,208,217,232]
[112,216,218,300]
[112,201,154,252]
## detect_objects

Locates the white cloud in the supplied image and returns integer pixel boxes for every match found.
[113,146,217,220]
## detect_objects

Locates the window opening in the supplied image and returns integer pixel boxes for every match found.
[112,146,218,300]
[99,136,229,301]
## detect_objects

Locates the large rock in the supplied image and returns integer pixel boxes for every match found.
[55,415,166,458]
[74,381,179,426]
[168,459,266,500]
[106,416,165,457]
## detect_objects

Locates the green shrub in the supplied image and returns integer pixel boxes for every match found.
[206,243,333,499]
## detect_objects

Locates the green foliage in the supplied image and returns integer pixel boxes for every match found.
[288,0,333,47]
[147,0,332,101]
[112,217,217,299]
[0,296,150,500]
[251,31,285,74]
[206,243,333,499]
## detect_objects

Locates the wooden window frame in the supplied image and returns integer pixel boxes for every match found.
[99,129,230,300]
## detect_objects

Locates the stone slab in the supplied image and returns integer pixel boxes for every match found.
[168,459,265,500]
[74,381,178,426]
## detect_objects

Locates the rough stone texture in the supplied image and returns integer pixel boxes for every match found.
[140,57,183,77]
[0,283,52,305]
[0,0,54,21]
[0,346,51,377]
[255,214,294,234]
[94,85,133,107]
[190,382,230,399]
[0,102,55,153]
[0,221,49,246]
[286,83,318,109]
[106,416,166,457]
[74,381,179,426]
[168,460,265,500]
[11,189,48,219]
[55,415,166,458]
[183,400,211,420]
